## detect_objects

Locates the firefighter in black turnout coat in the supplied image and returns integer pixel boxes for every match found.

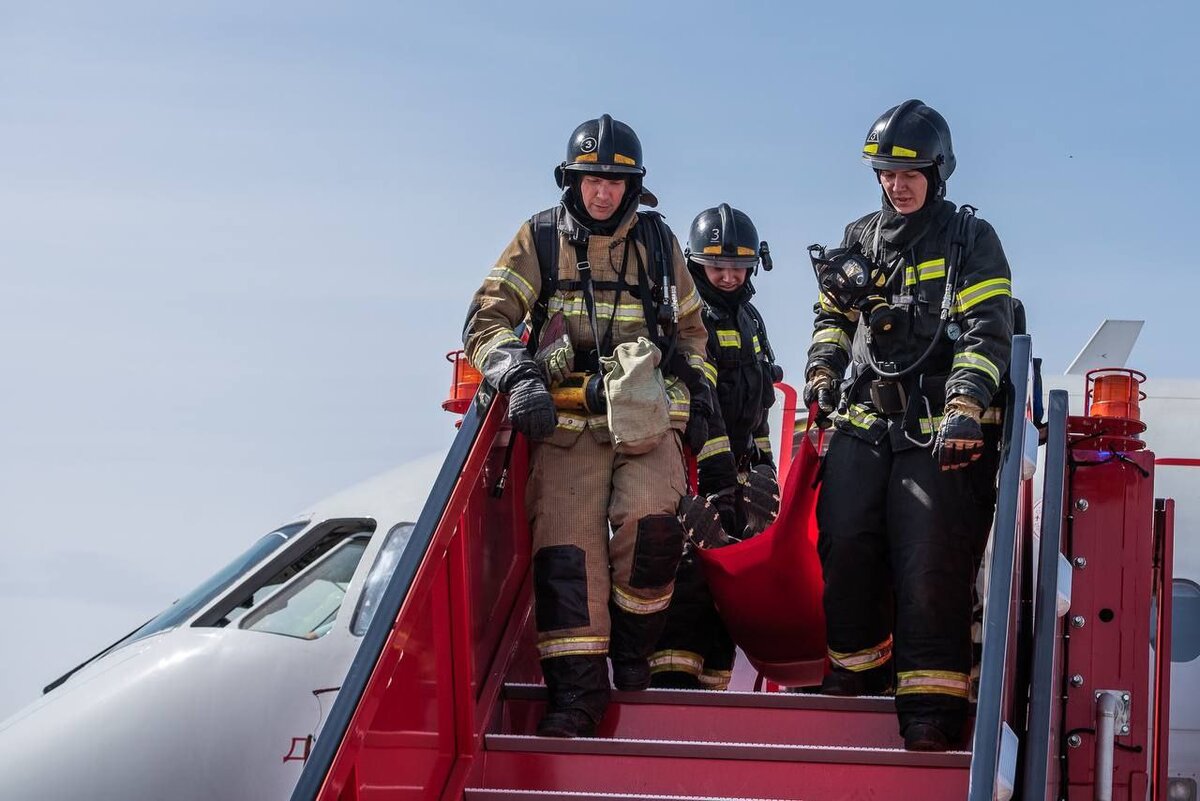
[651,204,782,690]
[804,101,1013,751]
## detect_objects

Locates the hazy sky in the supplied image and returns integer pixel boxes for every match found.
[2,1,1196,716]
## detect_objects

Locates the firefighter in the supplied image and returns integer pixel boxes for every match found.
[462,114,712,738]
[650,204,782,690]
[804,100,1013,751]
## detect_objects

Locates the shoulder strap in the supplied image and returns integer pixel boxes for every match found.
[745,302,777,365]
[527,206,561,350]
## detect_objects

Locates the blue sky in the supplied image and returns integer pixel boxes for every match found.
[1,1,1196,715]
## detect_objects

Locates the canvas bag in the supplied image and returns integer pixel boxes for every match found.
[601,337,670,455]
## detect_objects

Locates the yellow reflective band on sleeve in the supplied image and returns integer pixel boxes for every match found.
[754,436,772,454]
[700,360,718,387]
[812,327,851,352]
[666,378,691,421]
[476,329,524,364]
[486,266,536,310]
[891,145,918,158]
[538,635,610,659]
[649,649,704,676]
[952,351,1002,388]
[863,143,879,154]
[611,584,672,614]
[752,335,762,354]
[953,277,1012,314]
[678,287,702,317]
[817,293,848,317]
[921,406,1004,435]
[829,635,893,672]
[896,669,971,698]
[698,435,732,462]
[699,669,733,690]
[613,153,636,166]
[904,258,947,285]
[717,329,741,349]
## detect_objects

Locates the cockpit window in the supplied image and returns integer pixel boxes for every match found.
[95,523,307,654]
[351,523,415,636]
[240,539,369,639]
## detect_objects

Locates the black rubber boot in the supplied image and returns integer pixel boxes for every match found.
[610,604,670,691]
[649,671,702,689]
[903,722,951,752]
[537,655,610,738]
[819,666,894,697]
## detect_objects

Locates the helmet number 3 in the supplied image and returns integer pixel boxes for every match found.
[710,228,721,242]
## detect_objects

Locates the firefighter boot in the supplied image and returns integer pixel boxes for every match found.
[903,722,951,752]
[537,655,611,738]
[819,664,894,697]
[610,604,670,691]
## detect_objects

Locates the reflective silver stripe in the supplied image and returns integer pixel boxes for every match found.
[716,329,741,348]
[486,266,536,310]
[700,360,718,387]
[953,277,1011,314]
[896,669,971,698]
[829,635,893,672]
[699,669,733,690]
[611,584,672,614]
[952,351,1001,387]
[678,287,702,317]
[698,435,731,461]
[754,436,773,454]
[812,327,851,351]
[649,649,703,676]
[548,294,646,322]
[476,329,524,364]
[539,636,609,658]
[832,403,881,432]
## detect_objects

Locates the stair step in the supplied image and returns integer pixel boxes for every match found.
[501,685,904,748]
[478,736,969,799]
[465,790,794,801]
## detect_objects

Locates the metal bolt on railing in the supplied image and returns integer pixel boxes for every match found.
[1075,498,1089,511]
[1071,674,1085,687]
[1072,615,1087,628]
[1074,556,1088,568]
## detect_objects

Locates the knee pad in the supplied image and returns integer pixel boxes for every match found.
[630,514,685,589]
[533,544,590,631]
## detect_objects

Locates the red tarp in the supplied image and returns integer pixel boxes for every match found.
[695,427,827,687]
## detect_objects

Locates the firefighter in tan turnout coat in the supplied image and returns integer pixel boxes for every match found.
[462,114,712,738]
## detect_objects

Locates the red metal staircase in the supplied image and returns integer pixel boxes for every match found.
[289,336,1174,801]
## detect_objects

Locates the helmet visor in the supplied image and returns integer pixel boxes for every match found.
[691,255,758,270]
[862,154,934,172]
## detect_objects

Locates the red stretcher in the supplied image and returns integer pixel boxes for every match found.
[694,420,827,688]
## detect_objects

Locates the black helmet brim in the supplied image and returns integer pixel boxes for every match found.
[562,162,646,177]
[862,154,935,172]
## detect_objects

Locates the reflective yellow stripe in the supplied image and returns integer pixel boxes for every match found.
[538,636,609,658]
[486,266,537,310]
[698,436,731,462]
[954,277,1012,313]
[752,334,762,354]
[666,378,690,421]
[699,669,733,690]
[678,287,702,317]
[891,145,918,158]
[896,669,971,698]
[829,635,893,672]
[613,153,637,166]
[555,412,587,433]
[716,329,741,349]
[476,329,523,364]
[817,293,849,317]
[904,258,947,285]
[812,327,851,352]
[952,351,1002,388]
[833,403,881,431]
[921,407,1004,434]
[754,436,772,454]
[649,649,703,676]
[548,295,647,323]
[863,142,879,154]
[611,584,672,614]
[700,360,718,387]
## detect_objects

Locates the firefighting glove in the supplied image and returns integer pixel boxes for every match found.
[533,312,573,386]
[739,464,780,536]
[678,494,733,549]
[709,487,742,541]
[508,377,557,440]
[933,396,985,471]
[803,368,838,417]
[684,384,715,455]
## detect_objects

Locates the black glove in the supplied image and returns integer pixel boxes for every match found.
[508,377,557,440]
[933,397,985,471]
[678,494,732,549]
[710,488,741,541]
[803,368,838,417]
[684,383,714,455]
[740,464,780,535]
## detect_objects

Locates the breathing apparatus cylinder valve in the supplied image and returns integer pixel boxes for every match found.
[550,372,607,415]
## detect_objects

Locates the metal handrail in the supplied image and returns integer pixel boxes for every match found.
[1021,389,1071,800]
[967,334,1034,801]
[290,379,503,801]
